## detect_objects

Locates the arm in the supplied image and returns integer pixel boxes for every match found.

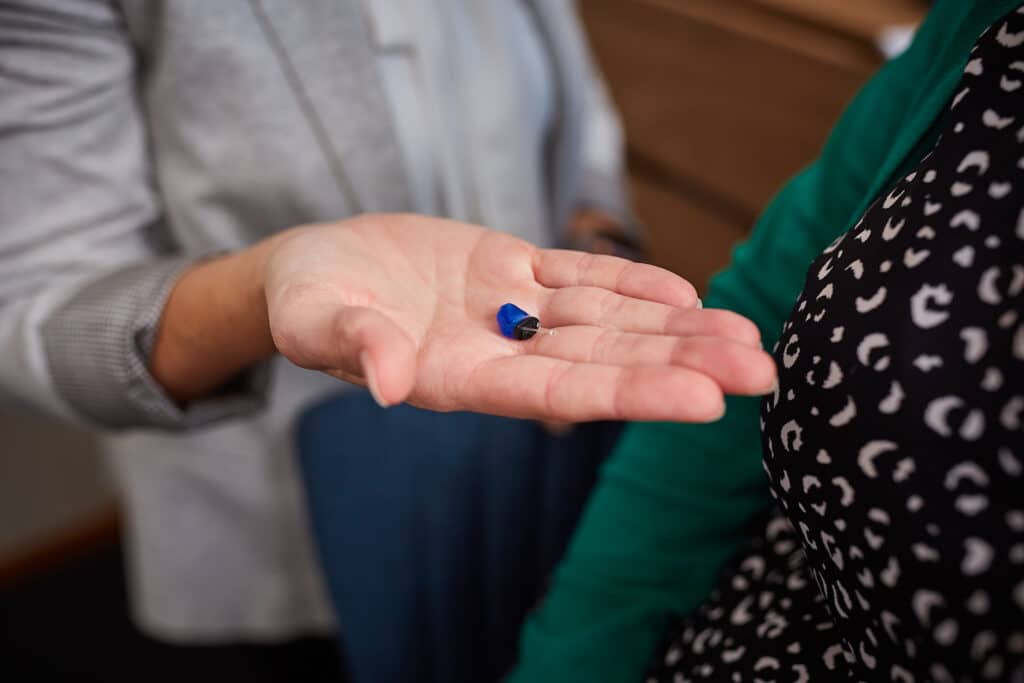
[0,0,268,429]
[565,74,645,259]
[564,10,643,255]
[509,10,952,679]
[2,3,775,429]
[572,50,632,231]
[149,235,284,404]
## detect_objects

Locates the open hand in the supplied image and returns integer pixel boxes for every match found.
[264,214,775,422]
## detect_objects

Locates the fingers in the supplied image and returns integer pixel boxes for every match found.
[276,299,418,406]
[459,356,726,423]
[331,307,417,406]
[526,326,776,396]
[540,287,762,347]
[532,249,699,308]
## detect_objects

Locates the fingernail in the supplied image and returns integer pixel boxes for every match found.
[361,351,390,408]
[696,298,703,309]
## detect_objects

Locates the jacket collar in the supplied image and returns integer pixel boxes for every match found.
[250,0,412,213]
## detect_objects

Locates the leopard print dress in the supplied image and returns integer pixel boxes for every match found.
[649,8,1024,682]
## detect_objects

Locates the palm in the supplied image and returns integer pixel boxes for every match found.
[266,214,774,422]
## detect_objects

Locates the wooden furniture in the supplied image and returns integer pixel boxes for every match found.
[580,0,928,290]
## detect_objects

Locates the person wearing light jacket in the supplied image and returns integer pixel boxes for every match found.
[0,0,772,665]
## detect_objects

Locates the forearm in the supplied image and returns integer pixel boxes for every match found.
[150,230,293,404]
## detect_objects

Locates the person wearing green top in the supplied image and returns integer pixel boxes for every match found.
[509,1,1024,680]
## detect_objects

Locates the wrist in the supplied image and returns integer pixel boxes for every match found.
[224,240,279,359]
[566,207,647,261]
[150,232,291,403]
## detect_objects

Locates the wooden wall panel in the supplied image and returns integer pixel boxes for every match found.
[581,0,925,283]
[630,177,745,294]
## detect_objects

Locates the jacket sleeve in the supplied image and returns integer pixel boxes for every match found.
[509,14,942,681]
[0,0,267,430]
[574,53,633,227]
[550,0,633,233]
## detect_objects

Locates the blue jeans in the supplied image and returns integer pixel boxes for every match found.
[297,391,620,683]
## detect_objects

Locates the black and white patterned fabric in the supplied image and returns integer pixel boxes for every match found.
[649,9,1024,682]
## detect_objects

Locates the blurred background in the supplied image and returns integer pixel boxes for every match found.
[0,0,926,680]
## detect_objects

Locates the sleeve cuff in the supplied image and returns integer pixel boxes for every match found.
[574,170,646,244]
[41,258,269,431]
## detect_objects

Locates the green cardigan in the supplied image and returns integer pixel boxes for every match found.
[510,2,1023,681]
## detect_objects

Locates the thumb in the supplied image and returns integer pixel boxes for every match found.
[331,306,417,407]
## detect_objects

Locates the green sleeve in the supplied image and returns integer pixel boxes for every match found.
[507,169,857,683]
[506,5,978,679]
